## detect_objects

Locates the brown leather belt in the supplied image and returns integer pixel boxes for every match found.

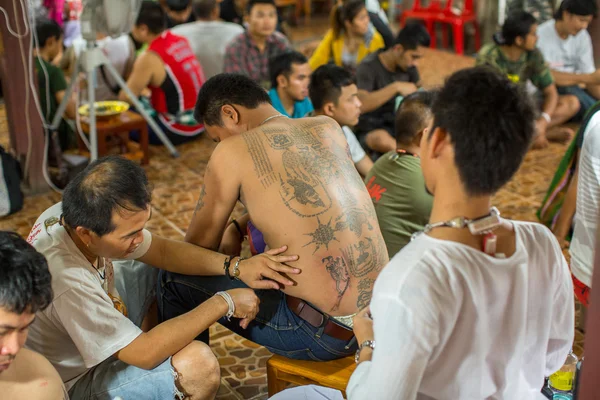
[285,295,355,342]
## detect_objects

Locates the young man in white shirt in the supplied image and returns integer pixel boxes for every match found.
[273,66,574,399]
[25,156,299,399]
[309,64,373,177]
[0,232,67,400]
[537,0,599,121]
[569,102,600,309]
[171,0,244,79]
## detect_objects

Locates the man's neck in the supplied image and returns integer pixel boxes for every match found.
[63,224,98,265]
[396,142,421,157]
[378,50,398,73]
[33,48,53,62]
[245,104,286,131]
[146,32,161,44]
[276,87,295,116]
[249,31,268,52]
[554,20,570,39]
[500,45,525,62]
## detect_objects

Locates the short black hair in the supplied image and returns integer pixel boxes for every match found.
[555,0,598,19]
[193,0,217,19]
[35,17,63,48]
[430,66,535,196]
[395,21,431,50]
[497,11,537,46]
[395,90,437,145]
[269,51,308,89]
[246,0,276,14]
[309,64,355,110]
[194,73,272,126]
[62,156,153,236]
[0,232,52,315]
[166,0,191,12]
[136,0,167,34]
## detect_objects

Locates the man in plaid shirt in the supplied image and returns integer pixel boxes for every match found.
[223,0,291,89]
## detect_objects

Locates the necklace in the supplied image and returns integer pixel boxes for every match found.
[259,114,287,126]
[394,148,419,159]
[413,207,501,239]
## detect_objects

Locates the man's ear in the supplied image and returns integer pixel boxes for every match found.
[276,74,287,88]
[323,102,335,117]
[425,126,449,160]
[74,226,94,247]
[221,104,240,124]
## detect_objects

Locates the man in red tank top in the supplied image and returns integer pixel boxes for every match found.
[120,1,205,145]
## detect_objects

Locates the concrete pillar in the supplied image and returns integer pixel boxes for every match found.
[0,0,48,193]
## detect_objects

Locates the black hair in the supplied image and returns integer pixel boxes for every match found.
[62,156,153,236]
[395,90,437,145]
[166,0,191,12]
[495,11,537,46]
[555,0,597,20]
[269,51,309,89]
[246,0,276,14]
[195,73,272,126]
[136,0,167,34]
[0,232,52,314]
[330,0,367,38]
[35,17,63,48]
[394,21,431,50]
[193,0,218,19]
[309,64,356,110]
[430,66,535,196]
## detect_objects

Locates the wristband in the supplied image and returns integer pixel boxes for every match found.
[223,256,233,280]
[355,340,375,364]
[232,257,245,280]
[541,112,551,124]
[231,219,244,237]
[215,291,235,320]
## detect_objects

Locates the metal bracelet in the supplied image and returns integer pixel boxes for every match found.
[355,340,375,364]
[215,291,235,320]
[232,257,245,281]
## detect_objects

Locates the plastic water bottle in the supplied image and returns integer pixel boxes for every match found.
[549,351,578,398]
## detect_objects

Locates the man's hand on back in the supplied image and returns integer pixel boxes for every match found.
[237,246,300,290]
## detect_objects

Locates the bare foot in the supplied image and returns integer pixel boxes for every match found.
[546,127,574,144]
[531,134,549,149]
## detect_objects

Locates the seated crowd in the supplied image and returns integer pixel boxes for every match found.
[9,0,600,398]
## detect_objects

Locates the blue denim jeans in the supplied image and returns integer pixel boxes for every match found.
[157,271,357,361]
[558,85,599,121]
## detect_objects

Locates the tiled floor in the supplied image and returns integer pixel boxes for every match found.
[0,19,585,399]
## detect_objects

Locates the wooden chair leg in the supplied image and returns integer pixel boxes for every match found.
[267,363,288,397]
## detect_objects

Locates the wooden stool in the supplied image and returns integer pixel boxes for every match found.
[79,110,150,165]
[267,354,356,397]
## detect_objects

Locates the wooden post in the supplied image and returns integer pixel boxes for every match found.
[0,0,48,193]
[590,0,600,66]
[579,216,600,400]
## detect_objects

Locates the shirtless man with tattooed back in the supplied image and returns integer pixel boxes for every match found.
[158,74,388,361]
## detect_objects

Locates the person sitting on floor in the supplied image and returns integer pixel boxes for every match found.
[158,73,389,361]
[33,17,77,151]
[537,0,599,122]
[223,0,292,89]
[268,51,314,118]
[119,1,206,146]
[171,0,244,80]
[25,155,299,399]
[271,66,574,400]
[507,0,556,24]
[309,0,384,74]
[355,22,429,156]
[476,11,579,149]
[364,90,436,258]
[309,64,373,176]
[0,232,67,400]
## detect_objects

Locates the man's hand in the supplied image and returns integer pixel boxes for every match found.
[532,118,549,149]
[353,306,374,345]
[393,81,418,96]
[238,246,300,290]
[226,288,260,329]
[219,223,243,256]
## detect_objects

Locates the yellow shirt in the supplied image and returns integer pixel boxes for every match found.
[309,29,385,71]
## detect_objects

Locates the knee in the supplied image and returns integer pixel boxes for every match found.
[172,341,220,389]
[563,95,581,114]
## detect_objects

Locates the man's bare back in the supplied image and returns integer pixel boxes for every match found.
[220,116,388,316]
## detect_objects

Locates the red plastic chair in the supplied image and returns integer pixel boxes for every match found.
[438,0,481,55]
[399,0,446,49]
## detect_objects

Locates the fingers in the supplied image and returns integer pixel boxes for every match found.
[268,254,300,265]
[267,261,300,275]
[356,306,371,317]
[265,245,288,255]
[249,279,281,290]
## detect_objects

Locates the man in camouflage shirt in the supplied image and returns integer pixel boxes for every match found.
[476,11,579,148]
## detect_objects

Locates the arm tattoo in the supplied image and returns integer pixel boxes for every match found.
[194,184,207,216]
[243,132,277,188]
[322,255,351,312]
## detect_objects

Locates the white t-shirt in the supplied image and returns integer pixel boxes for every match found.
[537,19,596,75]
[342,126,367,164]
[171,20,244,80]
[71,35,135,101]
[25,203,152,389]
[570,111,600,288]
[347,221,574,399]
